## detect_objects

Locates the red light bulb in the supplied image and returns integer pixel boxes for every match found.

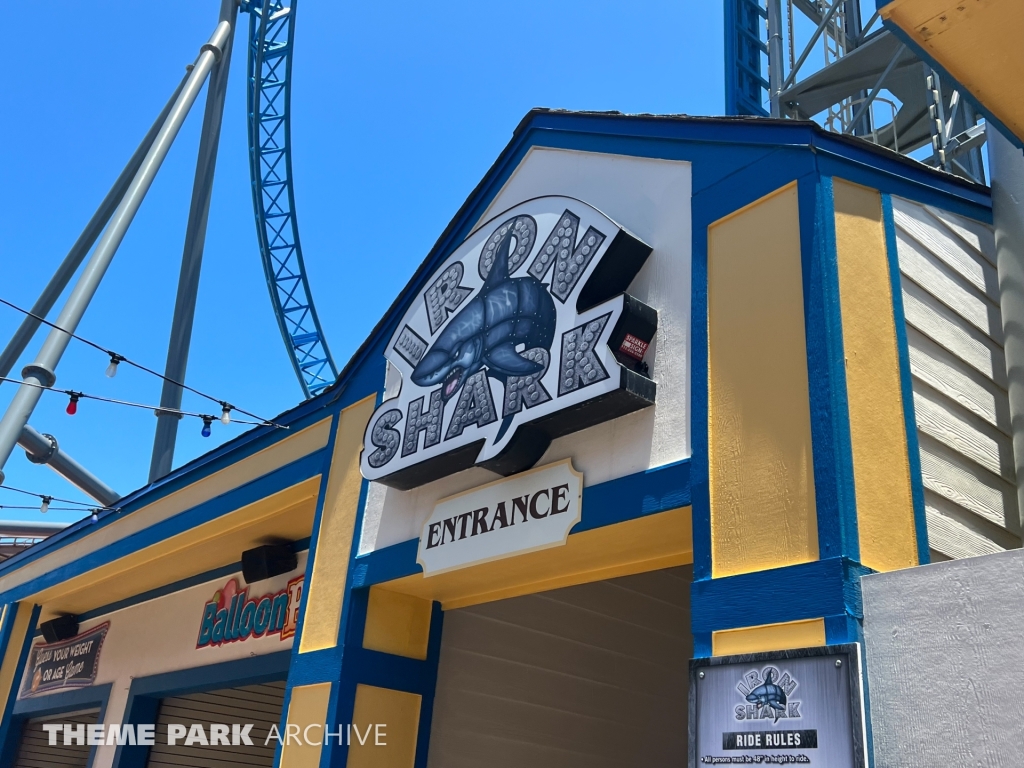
[66,394,79,415]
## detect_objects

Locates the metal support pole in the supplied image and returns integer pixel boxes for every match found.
[767,0,784,117]
[0,20,232,485]
[149,0,237,483]
[782,0,844,90]
[843,44,905,135]
[18,425,119,506]
[0,73,190,381]
[990,128,1024,533]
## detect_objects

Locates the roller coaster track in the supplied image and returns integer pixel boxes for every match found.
[245,0,338,397]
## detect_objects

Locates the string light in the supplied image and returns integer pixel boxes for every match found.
[0,484,120,514]
[105,353,124,378]
[90,510,99,523]
[0,297,284,427]
[0,377,282,429]
[201,416,213,438]
[0,504,103,511]
[220,405,232,425]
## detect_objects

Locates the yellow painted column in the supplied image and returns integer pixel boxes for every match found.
[708,182,819,578]
[832,179,919,571]
[278,395,377,767]
[300,395,377,652]
[362,588,432,660]
[347,685,422,768]
[278,683,333,768]
[712,619,826,656]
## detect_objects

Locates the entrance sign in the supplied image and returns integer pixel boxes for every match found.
[361,196,657,490]
[690,645,868,767]
[418,459,582,576]
[21,622,109,697]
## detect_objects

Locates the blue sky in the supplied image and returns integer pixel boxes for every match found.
[0,1,723,523]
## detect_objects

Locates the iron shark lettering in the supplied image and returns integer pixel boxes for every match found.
[361,196,659,490]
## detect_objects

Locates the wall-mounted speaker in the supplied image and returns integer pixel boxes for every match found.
[40,614,79,643]
[242,543,297,583]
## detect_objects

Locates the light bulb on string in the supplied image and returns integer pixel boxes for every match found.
[220,405,232,425]
[40,496,51,514]
[90,510,99,524]
[201,416,213,438]
[66,393,80,415]
[105,354,122,378]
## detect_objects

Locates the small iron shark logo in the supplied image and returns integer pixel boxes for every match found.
[746,670,788,720]
[411,228,556,403]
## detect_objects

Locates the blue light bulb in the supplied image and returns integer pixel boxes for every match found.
[201,418,212,438]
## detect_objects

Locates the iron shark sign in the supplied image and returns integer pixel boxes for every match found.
[361,196,658,489]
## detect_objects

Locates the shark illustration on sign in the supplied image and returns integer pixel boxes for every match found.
[411,228,557,402]
[361,196,658,490]
[746,670,789,718]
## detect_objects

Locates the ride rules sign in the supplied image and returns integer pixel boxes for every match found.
[690,645,868,767]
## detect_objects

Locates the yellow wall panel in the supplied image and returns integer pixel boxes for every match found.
[833,179,919,571]
[0,603,35,723]
[278,682,333,768]
[713,618,826,656]
[363,588,432,660]
[300,396,377,653]
[348,685,421,768]
[379,506,692,610]
[708,183,819,577]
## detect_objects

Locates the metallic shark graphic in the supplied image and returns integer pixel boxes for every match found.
[746,670,788,720]
[411,228,556,402]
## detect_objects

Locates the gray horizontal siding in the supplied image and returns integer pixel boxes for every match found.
[145,681,285,768]
[15,709,98,768]
[427,567,691,768]
[894,197,1021,559]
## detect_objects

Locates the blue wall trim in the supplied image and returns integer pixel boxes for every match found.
[113,651,291,768]
[11,682,112,717]
[322,588,444,768]
[0,451,325,605]
[881,193,931,564]
[691,557,870,633]
[804,175,859,562]
[573,458,691,533]
[8,683,112,768]
[0,603,42,766]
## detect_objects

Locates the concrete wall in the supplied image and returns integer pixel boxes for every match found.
[862,549,1024,767]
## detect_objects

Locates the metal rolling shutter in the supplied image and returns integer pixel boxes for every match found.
[14,708,99,768]
[427,566,693,768]
[145,680,285,768]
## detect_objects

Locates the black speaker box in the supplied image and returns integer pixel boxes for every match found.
[242,543,297,583]
[40,614,79,643]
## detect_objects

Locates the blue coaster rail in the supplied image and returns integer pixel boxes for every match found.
[725,0,770,117]
[244,0,338,398]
